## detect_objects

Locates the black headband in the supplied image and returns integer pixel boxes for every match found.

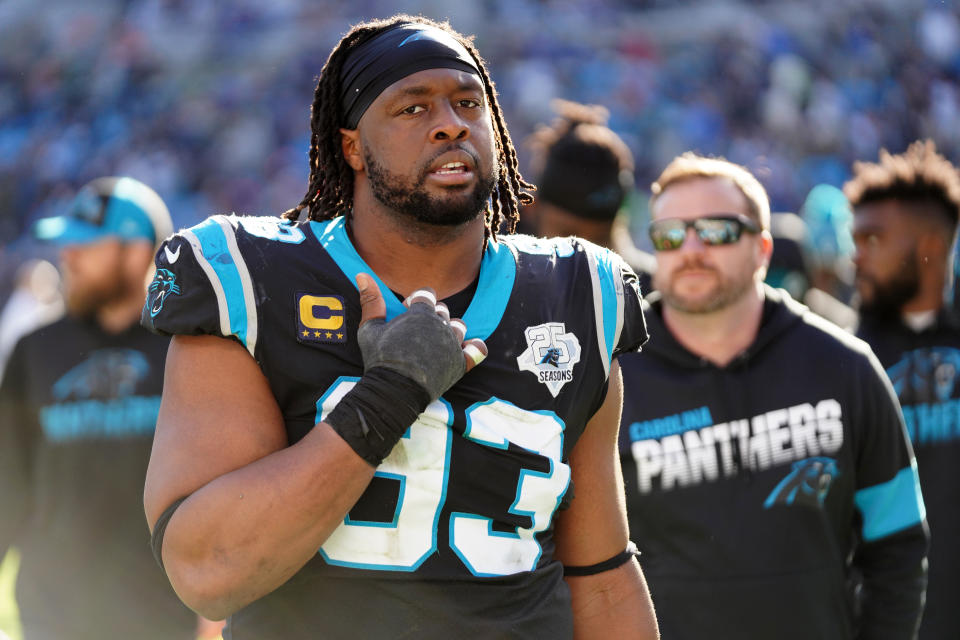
[339,23,482,129]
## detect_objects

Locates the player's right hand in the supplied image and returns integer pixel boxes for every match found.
[355,273,487,400]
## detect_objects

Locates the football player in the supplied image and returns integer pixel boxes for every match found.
[142,15,658,639]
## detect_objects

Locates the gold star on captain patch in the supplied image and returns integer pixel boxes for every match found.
[314,331,322,337]
[325,332,333,338]
[337,333,344,339]
[302,330,310,337]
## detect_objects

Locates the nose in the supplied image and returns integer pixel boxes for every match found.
[679,226,706,251]
[851,237,866,269]
[430,102,469,142]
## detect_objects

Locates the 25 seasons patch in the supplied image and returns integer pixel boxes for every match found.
[517,322,581,397]
[297,293,346,344]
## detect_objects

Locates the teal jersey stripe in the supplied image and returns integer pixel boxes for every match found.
[854,461,926,542]
[593,248,621,364]
[311,217,515,341]
[191,217,250,348]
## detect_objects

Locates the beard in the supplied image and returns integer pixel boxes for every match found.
[655,257,757,314]
[856,249,920,319]
[64,275,126,319]
[364,147,497,227]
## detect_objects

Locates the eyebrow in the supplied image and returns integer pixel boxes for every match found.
[392,80,484,98]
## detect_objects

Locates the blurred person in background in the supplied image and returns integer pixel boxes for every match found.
[619,152,927,639]
[800,184,858,305]
[0,259,63,383]
[765,211,857,331]
[0,177,222,639]
[847,140,960,640]
[524,99,656,293]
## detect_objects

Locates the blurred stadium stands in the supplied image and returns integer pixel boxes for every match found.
[0,0,957,279]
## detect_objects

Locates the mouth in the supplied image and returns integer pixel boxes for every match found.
[426,151,476,186]
[674,266,716,278]
[433,161,469,175]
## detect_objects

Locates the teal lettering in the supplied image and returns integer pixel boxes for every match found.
[903,399,960,446]
[39,397,162,442]
[629,406,714,441]
[902,406,917,443]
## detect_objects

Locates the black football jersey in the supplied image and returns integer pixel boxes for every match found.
[143,214,647,639]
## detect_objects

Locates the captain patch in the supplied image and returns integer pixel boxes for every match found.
[297,293,346,344]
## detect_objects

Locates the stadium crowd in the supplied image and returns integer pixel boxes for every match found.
[1,0,958,262]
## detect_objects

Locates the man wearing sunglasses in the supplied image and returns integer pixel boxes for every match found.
[618,152,928,639]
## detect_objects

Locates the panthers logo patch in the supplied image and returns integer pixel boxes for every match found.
[148,268,182,317]
[52,348,151,400]
[887,347,960,404]
[764,457,838,509]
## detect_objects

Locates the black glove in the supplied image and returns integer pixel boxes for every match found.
[326,282,484,466]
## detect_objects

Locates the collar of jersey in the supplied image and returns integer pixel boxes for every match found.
[309,216,516,341]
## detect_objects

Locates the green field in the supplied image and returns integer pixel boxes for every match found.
[0,551,22,640]
[0,551,222,639]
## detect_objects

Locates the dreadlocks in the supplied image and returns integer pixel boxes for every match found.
[281,15,534,239]
[844,139,960,232]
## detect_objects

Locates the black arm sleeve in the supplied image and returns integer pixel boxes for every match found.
[852,351,928,640]
[855,527,928,640]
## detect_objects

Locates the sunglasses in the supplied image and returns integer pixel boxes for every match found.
[648,214,761,251]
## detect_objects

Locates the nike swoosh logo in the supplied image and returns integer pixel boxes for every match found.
[398,32,425,47]
[164,244,181,264]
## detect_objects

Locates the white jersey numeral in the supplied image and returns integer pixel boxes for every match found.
[315,381,569,576]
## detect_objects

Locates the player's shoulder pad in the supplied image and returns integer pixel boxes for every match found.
[505,234,648,375]
[502,233,579,258]
[141,214,303,357]
[574,237,648,368]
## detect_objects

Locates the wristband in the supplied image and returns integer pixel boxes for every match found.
[563,541,640,577]
[325,366,431,466]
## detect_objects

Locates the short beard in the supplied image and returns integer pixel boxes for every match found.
[65,277,126,320]
[857,249,921,320]
[656,260,757,314]
[364,147,496,228]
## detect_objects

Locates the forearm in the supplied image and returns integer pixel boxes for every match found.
[566,559,659,640]
[161,423,374,620]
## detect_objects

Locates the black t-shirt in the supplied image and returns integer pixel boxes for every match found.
[858,311,960,640]
[0,316,196,639]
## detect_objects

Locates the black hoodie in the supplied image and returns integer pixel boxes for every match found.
[619,287,928,640]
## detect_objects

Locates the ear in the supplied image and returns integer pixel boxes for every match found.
[339,128,364,172]
[916,228,949,266]
[757,229,774,267]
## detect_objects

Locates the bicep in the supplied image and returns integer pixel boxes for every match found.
[144,334,288,529]
[554,359,630,565]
